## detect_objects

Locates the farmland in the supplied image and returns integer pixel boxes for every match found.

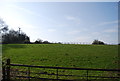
[2,44,118,69]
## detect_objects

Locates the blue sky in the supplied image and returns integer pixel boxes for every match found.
[0,2,118,44]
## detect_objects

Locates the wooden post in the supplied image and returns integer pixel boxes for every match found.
[56,69,58,80]
[6,59,10,81]
[28,67,30,81]
[2,63,6,81]
[86,70,89,81]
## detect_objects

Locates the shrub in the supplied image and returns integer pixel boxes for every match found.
[92,40,105,45]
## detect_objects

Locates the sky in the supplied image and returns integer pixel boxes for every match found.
[0,1,119,44]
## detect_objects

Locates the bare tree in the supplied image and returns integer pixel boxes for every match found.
[0,18,8,33]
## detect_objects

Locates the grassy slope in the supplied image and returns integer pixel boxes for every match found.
[2,44,118,69]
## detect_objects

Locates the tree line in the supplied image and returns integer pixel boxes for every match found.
[2,29,30,44]
[0,18,115,45]
[0,18,52,44]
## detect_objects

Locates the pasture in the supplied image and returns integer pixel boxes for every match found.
[2,44,118,69]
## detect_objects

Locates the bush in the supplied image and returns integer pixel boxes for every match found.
[43,41,50,44]
[92,40,105,45]
[34,39,43,44]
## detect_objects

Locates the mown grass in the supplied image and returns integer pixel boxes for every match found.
[2,44,119,80]
[2,44,118,69]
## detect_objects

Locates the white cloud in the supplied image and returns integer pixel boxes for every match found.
[75,36,92,42]
[67,30,81,35]
[9,5,40,16]
[91,20,118,29]
[48,29,56,32]
[103,29,118,33]
[98,20,118,26]
[2,14,35,30]
[66,16,76,20]
[66,16,80,24]
[91,32,101,36]
[9,4,58,25]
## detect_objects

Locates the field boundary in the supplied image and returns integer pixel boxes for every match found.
[2,59,120,81]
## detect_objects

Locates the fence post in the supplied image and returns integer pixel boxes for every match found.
[28,67,30,81]
[2,62,6,81]
[86,70,88,81]
[56,69,58,80]
[6,59,10,81]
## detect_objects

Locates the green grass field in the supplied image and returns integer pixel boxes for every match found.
[2,44,119,80]
[2,44,118,69]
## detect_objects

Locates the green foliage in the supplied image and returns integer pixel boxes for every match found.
[2,29,30,44]
[34,39,43,44]
[34,39,51,44]
[92,40,105,45]
[0,18,30,44]
[43,41,51,44]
